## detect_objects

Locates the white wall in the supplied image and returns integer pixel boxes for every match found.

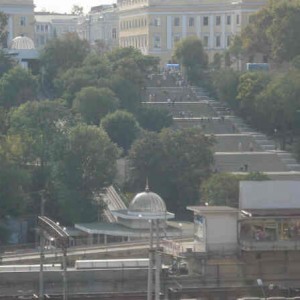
[239,181,300,210]
[206,213,238,252]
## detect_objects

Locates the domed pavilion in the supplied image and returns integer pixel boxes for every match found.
[112,184,174,230]
[8,36,39,70]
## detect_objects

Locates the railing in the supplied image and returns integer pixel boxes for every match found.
[239,239,300,251]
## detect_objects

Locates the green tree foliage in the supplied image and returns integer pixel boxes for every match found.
[174,36,208,84]
[0,11,8,47]
[40,32,90,92]
[0,67,37,108]
[237,71,271,121]
[52,124,119,223]
[8,100,72,167]
[0,50,15,77]
[101,110,140,153]
[73,87,119,125]
[211,69,240,109]
[0,158,29,218]
[109,75,141,113]
[108,47,159,86]
[136,106,173,132]
[240,0,300,62]
[200,172,270,207]
[129,129,214,216]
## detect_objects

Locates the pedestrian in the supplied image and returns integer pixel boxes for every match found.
[249,142,254,152]
[238,142,243,152]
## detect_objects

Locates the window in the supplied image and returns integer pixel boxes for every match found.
[203,16,209,26]
[45,25,48,32]
[216,16,221,26]
[189,17,194,27]
[236,14,240,24]
[153,17,160,26]
[154,35,161,48]
[227,15,231,25]
[174,17,180,26]
[36,25,40,31]
[227,35,231,47]
[203,35,209,47]
[112,28,117,39]
[215,35,221,47]
[20,16,26,26]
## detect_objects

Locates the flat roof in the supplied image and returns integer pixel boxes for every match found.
[187,206,239,214]
[75,222,189,238]
[241,209,300,217]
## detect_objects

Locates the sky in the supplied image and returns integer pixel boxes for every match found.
[34,0,114,14]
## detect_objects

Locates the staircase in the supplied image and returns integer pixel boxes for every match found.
[142,72,300,179]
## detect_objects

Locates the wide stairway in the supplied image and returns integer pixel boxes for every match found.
[143,72,300,180]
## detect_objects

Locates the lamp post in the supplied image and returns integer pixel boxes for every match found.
[257,278,266,299]
[147,219,154,300]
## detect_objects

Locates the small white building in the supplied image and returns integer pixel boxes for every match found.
[187,206,239,253]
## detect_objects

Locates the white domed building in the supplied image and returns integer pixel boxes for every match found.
[8,36,39,70]
[113,186,174,230]
[75,185,193,244]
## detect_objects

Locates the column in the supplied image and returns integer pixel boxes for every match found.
[209,15,214,49]
[196,16,201,38]
[8,15,13,45]
[182,15,187,38]
[221,14,226,49]
[166,16,172,50]
[155,220,161,300]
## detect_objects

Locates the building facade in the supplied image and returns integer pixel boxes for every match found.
[34,13,79,48]
[77,5,119,50]
[117,0,267,64]
[0,0,35,47]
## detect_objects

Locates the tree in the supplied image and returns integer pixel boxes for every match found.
[268,1,300,62]
[211,69,240,110]
[71,5,84,15]
[8,99,72,167]
[237,71,271,122]
[239,0,300,63]
[108,47,159,87]
[101,110,140,153]
[0,158,30,219]
[0,50,15,77]
[0,67,37,108]
[0,12,8,47]
[52,124,119,223]
[200,172,270,207]
[73,87,119,125]
[174,36,208,84]
[136,106,173,132]
[129,129,214,216]
[40,33,90,93]
[55,54,112,103]
[109,75,141,113]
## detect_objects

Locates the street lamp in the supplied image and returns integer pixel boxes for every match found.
[257,278,266,299]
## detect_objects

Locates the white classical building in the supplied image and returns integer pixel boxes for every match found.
[77,5,119,50]
[34,13,79,48]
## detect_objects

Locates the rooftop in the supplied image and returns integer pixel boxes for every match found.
[187,206,239,214]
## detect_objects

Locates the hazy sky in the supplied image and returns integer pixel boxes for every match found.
[34,0,114,14]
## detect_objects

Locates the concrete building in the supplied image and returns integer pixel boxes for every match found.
[34,13,78,48]
[0,0,35,47]
[117,0,267,65]
[77,5,119,50]
[185,181,300,297]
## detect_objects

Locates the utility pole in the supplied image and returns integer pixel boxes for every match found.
[39,192,46,300]
[147,220,154,300]
[155,220,161,300]
[62,246,68,300]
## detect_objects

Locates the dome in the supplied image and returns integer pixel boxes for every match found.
[10,36,35,50]
[128,188,167,215]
